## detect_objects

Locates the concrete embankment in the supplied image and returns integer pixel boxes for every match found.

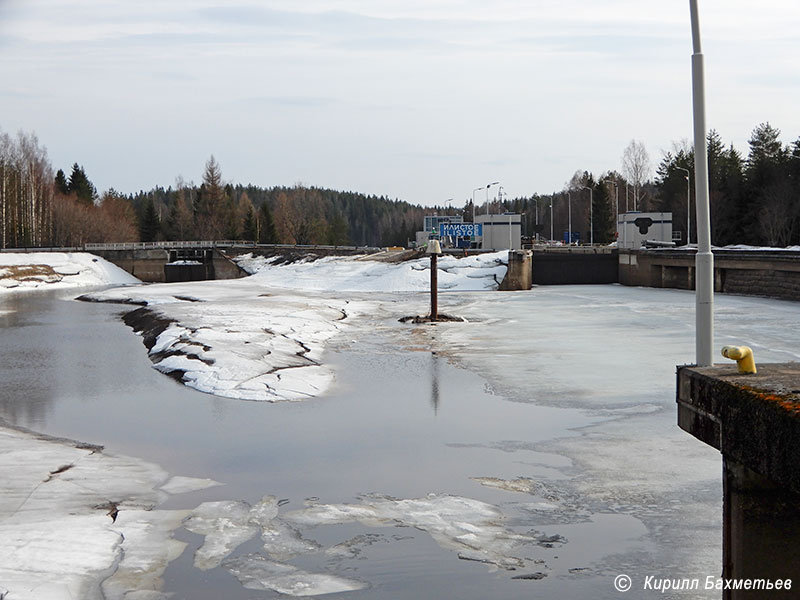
[678,364,800,597]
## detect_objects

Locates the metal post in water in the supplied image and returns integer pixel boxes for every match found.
[689,0,714,366]
[430,253,438,321]
[427,238,442,321]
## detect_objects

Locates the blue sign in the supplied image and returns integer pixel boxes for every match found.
[439,223,483,237]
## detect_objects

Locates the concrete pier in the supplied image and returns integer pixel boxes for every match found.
[677,364,800,597]
[498,250,532,291]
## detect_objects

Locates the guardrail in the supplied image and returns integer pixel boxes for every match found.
[82,241,384,253]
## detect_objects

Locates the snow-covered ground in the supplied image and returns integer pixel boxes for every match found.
[0,252,139,292]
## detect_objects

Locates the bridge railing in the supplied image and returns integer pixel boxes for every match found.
[83,240,384,253]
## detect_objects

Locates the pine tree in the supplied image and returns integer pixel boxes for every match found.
[139,198,160,242]
[54,169,69,195]
[326,211,350,245]
[746,123,788,245]
[592,180,614,244]
[67,163,97,205]
[195,155,226,239]
[258,201,278,244]
[242,206,258,241]
[165,190,194,240]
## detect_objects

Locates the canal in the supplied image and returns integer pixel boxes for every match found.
[3,284,796,598]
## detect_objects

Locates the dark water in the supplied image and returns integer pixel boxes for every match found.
[0,290,659,599]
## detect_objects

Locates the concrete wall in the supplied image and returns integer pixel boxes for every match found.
[91,248,170,283]
[92,247,248,283]
[619,249,800,301]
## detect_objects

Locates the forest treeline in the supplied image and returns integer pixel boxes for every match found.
[1,122,798,249]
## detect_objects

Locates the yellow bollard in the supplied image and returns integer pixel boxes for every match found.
[721,346,757,374]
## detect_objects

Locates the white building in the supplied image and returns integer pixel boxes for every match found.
[476,213,522,250]
[616,212,673,249]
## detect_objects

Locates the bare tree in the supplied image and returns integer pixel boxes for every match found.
[621,140,651,211]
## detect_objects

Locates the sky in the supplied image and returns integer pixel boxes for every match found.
[1,0,799,206]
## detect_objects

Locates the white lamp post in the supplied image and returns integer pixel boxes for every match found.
[486,181,500,215]
[690,0,714,367]
[472,187,482,223]
[567,191,572,244]
[580,185,594,246]
[675,167,691,245]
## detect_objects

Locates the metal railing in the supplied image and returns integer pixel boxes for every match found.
[82,240,384,253]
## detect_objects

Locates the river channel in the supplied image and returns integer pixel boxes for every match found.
[4,284,789,598]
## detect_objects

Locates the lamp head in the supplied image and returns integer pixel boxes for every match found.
[426,239,442,255]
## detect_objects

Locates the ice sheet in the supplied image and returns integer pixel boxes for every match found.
[0,425,214,600]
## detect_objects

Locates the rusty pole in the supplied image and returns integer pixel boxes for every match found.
[430,252,438,321]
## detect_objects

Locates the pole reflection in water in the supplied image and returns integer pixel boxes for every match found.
[430,351,440,414]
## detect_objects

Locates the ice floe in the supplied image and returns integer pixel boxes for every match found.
[222,554,368,596]
[0,424,219,600]
[285,493,536,570]
[0,252,139,293]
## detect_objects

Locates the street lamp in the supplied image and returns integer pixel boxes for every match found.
[607,178,619,218]
[472,187,482,223]
[580,185,593,246]
[690,0,713,367]
[675,167,691,245]
[607,178,619,240]
[533,197,547,242]
[566,191,572,244]
[486,181,500,216]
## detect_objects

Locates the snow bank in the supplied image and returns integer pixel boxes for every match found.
[0,425,219,600]
[235,251,509,292]
[0,252,139,292]
[87,279,363,402]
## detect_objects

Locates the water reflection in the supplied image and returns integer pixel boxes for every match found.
[430,352,440,414]
[0,293,57,427]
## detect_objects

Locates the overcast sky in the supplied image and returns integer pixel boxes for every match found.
[1,1,798,206]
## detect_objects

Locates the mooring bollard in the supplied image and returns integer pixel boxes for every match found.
[426,239,442,321]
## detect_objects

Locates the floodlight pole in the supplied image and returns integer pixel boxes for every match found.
[690,0,714,366]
